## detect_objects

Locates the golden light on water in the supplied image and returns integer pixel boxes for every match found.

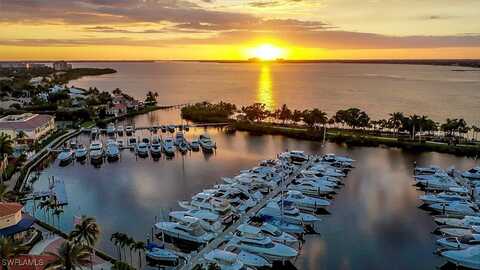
[247,44,285,61]
[257,64,275,110]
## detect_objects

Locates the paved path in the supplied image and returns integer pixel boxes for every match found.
[181,158,314,270]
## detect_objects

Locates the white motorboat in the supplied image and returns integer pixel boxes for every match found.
[89,141,103,163]
[125,126,134,135]
[278,190,330,211]
[234,224,298,248]
[169,210,223,232]
[162,137,176,156]
[155,216,215,248]
[74,145,88,160]
[150,137,162,157]
[415,165,442,175]
[167,125,176,133]
[308,165,346,178]
[441,246,480,269]
[419,192,470,205]
[435,216,480,229]
[279,151,308,164]
[145,242,178,265]
[203,250,246,270]
[127,137,137,148]
[117,125,124,136]
[429,201,478,216]
[463,167,480,181]
[106,123,116,136]
[105,140,120,161]
[175,132,185,146]
[295,176,338,188]
[199,133,216,152]
[322,153,354,165]
[226,233,298,261]
[136,142,149,157]
[117,140,124,148]
[237,250,272,268]
[437,234,480,250]
[90,127,99,138]
[415,172,461,191]
[142,137,150,145]
[257,201,321,226]
[190,140,200,151]
[289,180,334,196]
[57,148,74,166]
[179,192,233,217]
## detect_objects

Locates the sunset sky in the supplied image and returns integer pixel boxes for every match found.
[1,0,480,60]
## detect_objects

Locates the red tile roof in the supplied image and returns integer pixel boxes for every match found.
[0,202,23,216]
[0,114,53,131]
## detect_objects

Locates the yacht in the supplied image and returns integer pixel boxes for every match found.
[179,193,233,218]
[278,190,330,211]
[435,216,480,229]
[89,141,104,163]
[127,137,137,148]
[175,132,185,146]
[117,125,124,136]
[419,192,470,205]
[308,165,346,178]
[415,172,461,191]
[57,148,74,166]
[145,242,178,265]
[178,140,190,154]
[105,140,120,161]
[136,142,149,157]
[74,145,88,161]
[142,137,150,145]
[190,140,200,151]
[280,151,308,164]
[437,235,480,250]
[91,127,99,139]
[252,216,305,235]
[167,125,176,133]
[150,137,162,157]
[289,180,334,196]
[125,126,134,136]
[155,216,215,248]
[414,165,442,175]
[226,231,298,261]
[199,133,216,152]
[233,224,298,247]
[162,137,176,156]
[257,201,321,226]
[429,201,479,216]
[169,210,223,232]
[237,250,272,269]
[322,153,354,164]
[106,123,116,136]
[441,246,480,269]
[117,140,124,148]
[160,126,167,133]
[295,176,338,188]
[439,226,480,238]
[463,167,480,180]
[203,250,251,270]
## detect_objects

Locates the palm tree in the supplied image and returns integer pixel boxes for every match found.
[132,241,146,269]
[290,109,302,125]
[472,125,480,141]
[277,104,292,124]
[45,240,91,270]
[0,183,8,201]
[112,261,135,270]
[70,217,100,270]
[0,133,13,156]
[0,237,28,270]
[388,112,404,136]
[111,232,123,261]
[125,237,135,266]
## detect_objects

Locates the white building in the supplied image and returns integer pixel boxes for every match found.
[0,113,55,143]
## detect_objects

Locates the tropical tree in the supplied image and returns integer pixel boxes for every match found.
[241,103,269,122]
[111,232,123,261]
[342,108,370,130]
[0,237,28,270]
[45,241,91,270]
[112,261,136,270]
[471,125,480,141]
[290,109,303,125]
[145,91,159,105]
[0,133,13,156]
[302,109,328,128]
[388,112,404,135]
[276,104,292,124]
[70,216,100,270]
[125,237,135,266]
[132,241,146,269]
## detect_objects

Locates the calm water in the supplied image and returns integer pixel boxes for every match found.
[26,110,478,270]
[72,62,480,124]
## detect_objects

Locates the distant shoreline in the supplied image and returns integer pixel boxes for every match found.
[1,59,480,69]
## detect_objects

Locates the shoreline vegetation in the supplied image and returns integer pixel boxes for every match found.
[181,102,480,157]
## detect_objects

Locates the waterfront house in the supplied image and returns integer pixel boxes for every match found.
[107,103,128,117]
[53,61,72,71]
[0,202,35,241]
[0,113,55,144]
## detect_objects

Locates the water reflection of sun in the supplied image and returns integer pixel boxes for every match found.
[257,64,275,110]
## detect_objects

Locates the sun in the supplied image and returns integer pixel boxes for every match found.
[249,44,285,61]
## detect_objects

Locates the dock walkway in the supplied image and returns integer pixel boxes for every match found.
[180,157,314,270]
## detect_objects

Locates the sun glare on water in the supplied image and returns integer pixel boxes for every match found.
[249,44,285,61]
